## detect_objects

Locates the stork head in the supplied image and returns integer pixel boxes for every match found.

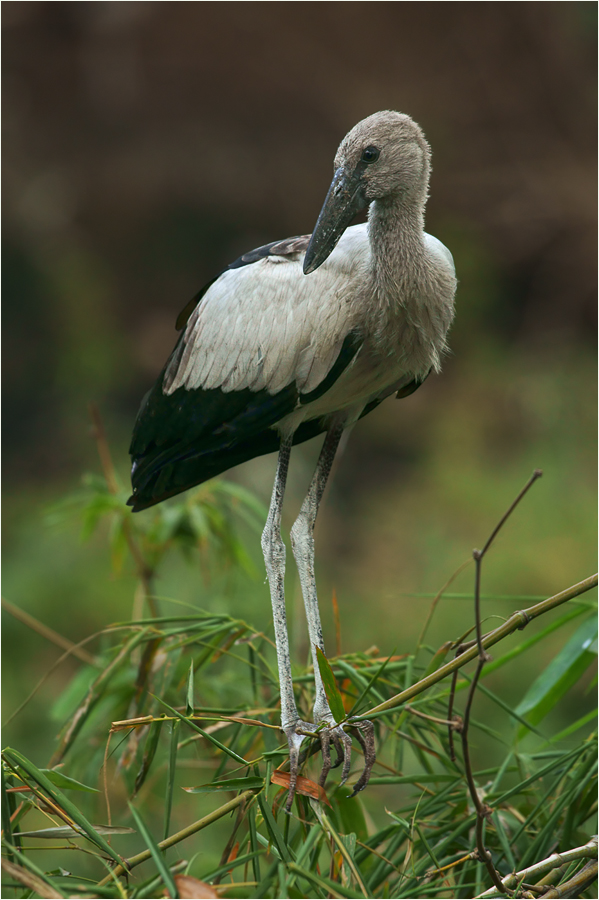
[303,111,431,274]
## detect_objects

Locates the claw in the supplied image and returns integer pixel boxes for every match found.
[330,731,345,769]
[283,717,376,809]
[318,725,351,787]
[345,718,376,798]
[283,720,321,812]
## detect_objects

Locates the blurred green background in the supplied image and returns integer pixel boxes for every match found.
[3,1,596,780]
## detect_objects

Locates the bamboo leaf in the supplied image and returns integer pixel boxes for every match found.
[515,616,597,736]
[128,802,177,898]
[18,824,135,838]
[335,790,368,843]
[134,720,163,796]
[315,646,345,724]
[183,776,264,793]
[348,651,394,715]
[287,861,358,899]
[2,748,125,868]
[1,764,14,854]
[164,718,180,841]
[39,769,99,793]
[186,659,195,715]
[153,696,247,765]
[257,793,293,863]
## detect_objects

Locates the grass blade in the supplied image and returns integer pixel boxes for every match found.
[186,659,194,715]
[163,718,179,840]
[316,647,345,723]
[39,769,99,793]
[153,696,248,764]
[128,802,177,898]
[2,748,125,868]
[257,793,293,863]
[184,776,264,793]
[515,615,597,736]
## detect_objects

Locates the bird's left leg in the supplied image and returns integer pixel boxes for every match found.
[290,424,376,797]
[261,435,322,809]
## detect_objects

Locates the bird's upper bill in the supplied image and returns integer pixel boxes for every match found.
[303,110,431,275]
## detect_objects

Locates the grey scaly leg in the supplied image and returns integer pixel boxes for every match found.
[261,436,297,731]
[290,424,376,796]
[261,435,320,809]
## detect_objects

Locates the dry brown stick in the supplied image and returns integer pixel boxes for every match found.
[1,597,98,666]
[1,857,63,899]
[460,657,506,893]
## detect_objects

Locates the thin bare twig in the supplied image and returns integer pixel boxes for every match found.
[416,557,473,652]
[460,470,543,894]
[472,469,542,658]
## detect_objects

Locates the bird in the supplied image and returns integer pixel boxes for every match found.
[128,110,457,808]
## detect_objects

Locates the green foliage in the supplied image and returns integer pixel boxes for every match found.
[2,467,597,898]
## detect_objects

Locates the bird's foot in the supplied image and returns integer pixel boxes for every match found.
[282,717,376,811]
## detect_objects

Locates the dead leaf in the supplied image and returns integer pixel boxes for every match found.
[227,842,240,865]
[173,875,219,898]
[271,770,331,807]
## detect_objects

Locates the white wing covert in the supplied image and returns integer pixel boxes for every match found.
[164,225,370,399]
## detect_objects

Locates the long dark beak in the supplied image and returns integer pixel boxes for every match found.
[303,166,367,274]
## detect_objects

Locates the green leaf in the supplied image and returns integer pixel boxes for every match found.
[2,764,14,853]
[18,825,135,839]
[183,776,264,793]
[257,793,293,863]
[287,861,357,899]
[164,718,179,841]
[483,605,591,677]
[186,660,195,716]
[2,748,125,868]
[423,641,453,677]
[335,789,368,842]
[549,708,597,743]
[315,646,346,724]
[128,802,177,898]
[515,615,598,737]
[348,652,394,715]
[134,720,163,796]
[39,770,99,793]
[153,696,248,765]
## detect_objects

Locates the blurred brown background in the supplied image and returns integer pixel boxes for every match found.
[2,3,596,754]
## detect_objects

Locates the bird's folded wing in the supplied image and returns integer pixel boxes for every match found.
[164,248,363,398]
[128,230,369,507]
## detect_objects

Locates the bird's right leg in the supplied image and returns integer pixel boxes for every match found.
[261,435,320,808]
[290,424,376,799]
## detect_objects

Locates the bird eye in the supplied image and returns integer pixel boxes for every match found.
[361,146,380,163]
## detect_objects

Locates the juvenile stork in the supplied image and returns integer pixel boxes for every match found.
[128,111,457,807]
